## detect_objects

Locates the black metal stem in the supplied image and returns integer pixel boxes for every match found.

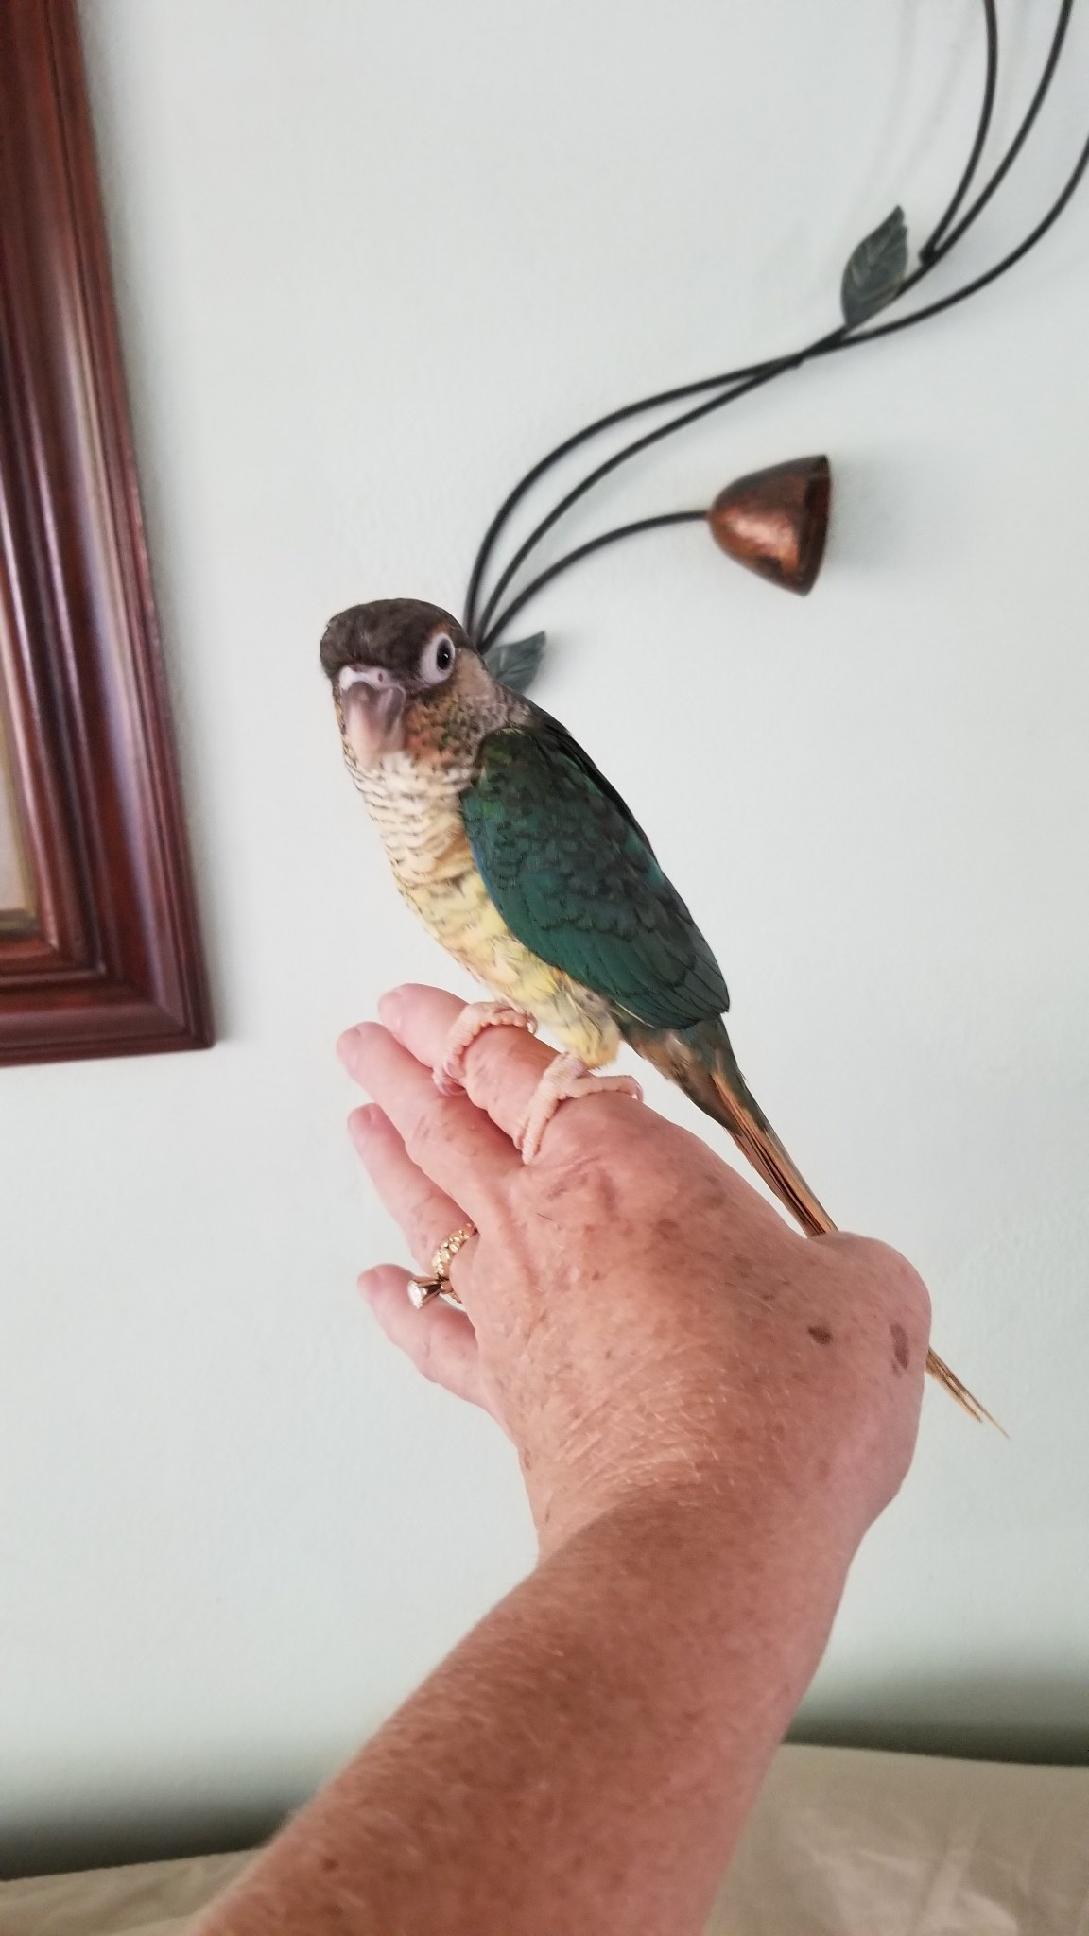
[469,0,1084,650]
[935,0,1075,257]
[479,512,706,651]
[462,368,773,637]
[922,0,999,260]
[481,114,1088,652]
[859,124,1089,342]
[474,332,844,648]
[481,107,1088,649]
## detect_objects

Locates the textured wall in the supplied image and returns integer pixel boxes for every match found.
[3,0,1087,1871]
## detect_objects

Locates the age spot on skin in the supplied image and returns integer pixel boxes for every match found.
[807,1323,834,1346]
[890,1321,910,1372]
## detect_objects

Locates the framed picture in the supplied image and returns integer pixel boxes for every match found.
[0,0,212,1065]
[0,700,33,934]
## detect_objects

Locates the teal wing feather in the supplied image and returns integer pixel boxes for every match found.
[460,710,729,1029]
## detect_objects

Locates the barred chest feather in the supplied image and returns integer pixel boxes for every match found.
[356,750,476,893]
[354,750,620,1064]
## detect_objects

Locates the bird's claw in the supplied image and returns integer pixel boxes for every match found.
[517,1055,643,1162]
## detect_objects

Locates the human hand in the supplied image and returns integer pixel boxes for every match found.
[339,985,930,1559]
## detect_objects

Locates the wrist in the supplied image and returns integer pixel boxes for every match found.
[549,1468,858,1669]
[532,1410,869,1579]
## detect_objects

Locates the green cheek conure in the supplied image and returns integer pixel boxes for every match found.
[321,597,990,1425]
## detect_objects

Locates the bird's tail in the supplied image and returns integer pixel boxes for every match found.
[626,1017,997,1428]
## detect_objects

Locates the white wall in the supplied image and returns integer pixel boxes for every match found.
[4,0,1088,1867]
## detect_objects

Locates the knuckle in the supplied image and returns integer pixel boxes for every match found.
[860,1236,927,1294]
[404,1093,463,1166]
[529,1144,627,1223]
[825,1234,931,1326]
[405,1184,442,1252]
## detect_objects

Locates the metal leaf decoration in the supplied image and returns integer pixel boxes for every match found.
[485,631,546,694]
[840,206,908,327]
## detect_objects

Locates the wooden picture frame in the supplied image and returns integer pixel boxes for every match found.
[0,0,212,1066]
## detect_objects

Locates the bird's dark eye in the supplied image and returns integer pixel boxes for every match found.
[436,640,453,671]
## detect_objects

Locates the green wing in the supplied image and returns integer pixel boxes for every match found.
[460,710,729,1030]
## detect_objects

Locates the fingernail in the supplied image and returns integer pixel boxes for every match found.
[378,986,405,1027]
[337,1026,362,1066]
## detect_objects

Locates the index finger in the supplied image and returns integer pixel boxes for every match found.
[378,984,558,1144]
[338,1021,516,1213]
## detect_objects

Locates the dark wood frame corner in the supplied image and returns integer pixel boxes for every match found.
[0,0,212,1066]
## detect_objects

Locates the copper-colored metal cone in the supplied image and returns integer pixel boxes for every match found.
[708,455,831,595]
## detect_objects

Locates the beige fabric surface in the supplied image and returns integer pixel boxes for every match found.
[3,1745,1087,1934]
[710,1744,1089,1934]
[0,1852,249,1936]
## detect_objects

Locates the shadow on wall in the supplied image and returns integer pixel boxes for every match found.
[795,1670,1089,1769]
[4,1674,1087,1881]
[0,1796,287,1887]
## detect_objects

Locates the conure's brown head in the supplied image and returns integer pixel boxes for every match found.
[320,598,502,769]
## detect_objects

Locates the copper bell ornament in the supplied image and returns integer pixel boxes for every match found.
[708,455,831,595]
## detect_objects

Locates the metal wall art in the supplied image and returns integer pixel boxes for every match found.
[460,0,1086,693]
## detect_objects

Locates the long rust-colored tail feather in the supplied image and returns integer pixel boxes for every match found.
[627,1019,997,1429]
[922,1349,1005,1433]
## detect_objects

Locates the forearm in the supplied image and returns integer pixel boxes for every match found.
[198,1482,855,1936]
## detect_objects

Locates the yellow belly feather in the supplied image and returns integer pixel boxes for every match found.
[357,751,619,1067]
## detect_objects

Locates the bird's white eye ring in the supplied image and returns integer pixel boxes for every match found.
[419,633,457,685]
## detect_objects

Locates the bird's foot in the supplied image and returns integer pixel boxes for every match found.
[435,1001,537,1097]
[517,1053,643,1162]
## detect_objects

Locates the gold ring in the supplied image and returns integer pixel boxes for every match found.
[407,1221,477,1311]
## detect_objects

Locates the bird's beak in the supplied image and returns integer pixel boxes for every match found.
[335,663,407,765]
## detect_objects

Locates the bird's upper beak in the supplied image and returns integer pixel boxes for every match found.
[335,663,407,765]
